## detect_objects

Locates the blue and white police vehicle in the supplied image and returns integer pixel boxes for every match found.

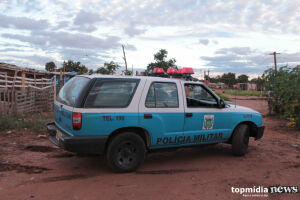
[47,68,264,172]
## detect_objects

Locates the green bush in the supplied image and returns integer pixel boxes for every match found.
[264,65,300,129]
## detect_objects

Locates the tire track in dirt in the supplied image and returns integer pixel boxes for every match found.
[136,168,203,175]
[0,162,50,174]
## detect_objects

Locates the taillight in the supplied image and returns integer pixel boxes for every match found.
[72,112,82,130]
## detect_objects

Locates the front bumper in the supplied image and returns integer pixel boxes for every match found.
[255,125,265,140]
[46,122,108,154]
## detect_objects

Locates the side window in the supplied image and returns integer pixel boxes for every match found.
[185,84,217,107]
[145,82,179,108]
[84,80,138,108]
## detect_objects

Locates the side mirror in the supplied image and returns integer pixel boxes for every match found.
[218,99,225,108]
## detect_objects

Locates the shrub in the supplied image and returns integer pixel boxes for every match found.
[264,65,300,129]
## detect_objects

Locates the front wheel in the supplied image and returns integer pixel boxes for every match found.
[106,132,146,173]
[232,124,250,156]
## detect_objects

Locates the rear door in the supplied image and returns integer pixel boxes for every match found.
[55,76,91,136]
[139,79,185,149]
[75,78,143,137]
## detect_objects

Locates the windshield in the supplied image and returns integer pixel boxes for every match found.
[57,76,90,107]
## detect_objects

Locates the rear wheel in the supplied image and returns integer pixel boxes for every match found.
[232,124,250,156]
[106,132,146,173]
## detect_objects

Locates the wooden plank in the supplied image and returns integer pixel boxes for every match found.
[4,90,7,115]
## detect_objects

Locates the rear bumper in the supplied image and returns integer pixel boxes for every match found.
[46,122,108,154]
[255,125,264,140]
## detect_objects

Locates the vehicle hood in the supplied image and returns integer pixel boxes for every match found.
[225,103,260,114]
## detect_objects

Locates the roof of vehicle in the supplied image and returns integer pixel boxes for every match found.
[78,74,205,85]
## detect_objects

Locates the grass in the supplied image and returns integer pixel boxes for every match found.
[215,92,231,101]
[224,90,265,97]
[0,113,49,134]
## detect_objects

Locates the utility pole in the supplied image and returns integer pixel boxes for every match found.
[122,45,128,74]
[269,52,280,72]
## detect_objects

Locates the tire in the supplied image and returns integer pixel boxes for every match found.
[106,132,146,173]
[232,124,250,156]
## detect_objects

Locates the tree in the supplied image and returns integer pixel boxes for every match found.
[147,49,176,72]
[45,61,56,72]
[221,72,236,88]
[250,77,265,91]
[96,61,120,75]
[60,60,88,75]
[237,74,249,83]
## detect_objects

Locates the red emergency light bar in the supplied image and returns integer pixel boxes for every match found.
[153,68,165,74]
[166,68,178,74]
[180,67,194,74]
[151,67,194,80]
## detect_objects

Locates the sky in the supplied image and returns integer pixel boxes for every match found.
[1,0,300,79]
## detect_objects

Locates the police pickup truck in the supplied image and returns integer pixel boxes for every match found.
[47,70,264,172]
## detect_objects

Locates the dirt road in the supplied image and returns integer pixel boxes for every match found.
[0,97,299,200]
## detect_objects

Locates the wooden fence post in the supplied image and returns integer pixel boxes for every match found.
[21,72,25,92]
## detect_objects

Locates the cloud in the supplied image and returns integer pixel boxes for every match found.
[124,23,146,37]
[202,46,300,73]
[72,10,102,32]
[74,10,102,26]
[3,54,57,67]
[2,31,123,50]
[1,0,300,72]
[54,20,71,30]
[0,48,24,52]
[24,54,57,65]
[199,39,209,45]
[215,47,254,55]
[0,14,49,30]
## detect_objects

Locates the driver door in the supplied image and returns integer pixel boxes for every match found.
[183,83,231,145]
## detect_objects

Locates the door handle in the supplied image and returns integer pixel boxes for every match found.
[144,114,152,119]
[58,105,62,112]
[185,113,193,118]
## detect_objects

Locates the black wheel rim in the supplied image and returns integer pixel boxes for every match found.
[116,142,137,167]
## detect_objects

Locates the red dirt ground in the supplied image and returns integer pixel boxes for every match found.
[0,97,299,200]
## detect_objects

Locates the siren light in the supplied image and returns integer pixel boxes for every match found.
[166,68,178,74]
[153,68,165,74]
[180,67,194,74]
